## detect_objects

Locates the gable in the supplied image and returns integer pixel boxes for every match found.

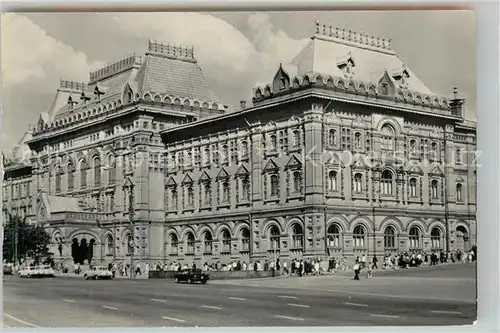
[429,164,444,176]
[263,159,280,171]
[285,155,302,169]
[406,163,423,175]
[235,164,250,176]
[182,173,194,184]
[216,167,230,179]
[326,152,343,166]
[352,155,369,169]
[272,64,291,92]
[199,170,211,182]
[377,70,396,97]
[166,176,177,187]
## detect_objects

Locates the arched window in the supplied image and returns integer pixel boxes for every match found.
[384,226,396,249]
[431,142,438,153]
[409,178,417,197]
[55,167,63,193]
[203,231,213,253]
[409,139,416,153]
[381,170,393,195]
[431,227,442,249]
[456,183,463,202]
[67,162,75,190]
[203,148,210,165]
[327,224,341,247]
[291,224,304,248]
[221,229,231,253]
[80,160,89,188]
[107,155,116,184]
[222,181,230,202]
[328,129,337,145]
[354,132,362,149]
[241,141,248,158]
[202,182,211,205]
[456,148,462,164]
[240,227,250,251]
[293,130,300,147]
[354,173,363,193]
[106,235,114,256]
[270,174,279,197]
[222,145,229,163]
[126,233,133,255]
[353,225,365,248]
[270,135,277,150]
[186,232,195,254]
[292,171,301,194]
[93,157,101,186]
[431,179,439,198]
[269,225,280,250]
[381,124,395,151]
[186,185,194,207]
[170,234,179,255]
[409,226,421,249]
[328,171,338,191]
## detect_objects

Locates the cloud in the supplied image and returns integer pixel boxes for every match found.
[1,14,98,86]
[109,13,307,92]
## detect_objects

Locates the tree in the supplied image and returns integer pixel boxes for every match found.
[2,215,51,265]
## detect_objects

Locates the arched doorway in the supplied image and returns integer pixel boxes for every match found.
[455,225,470,253]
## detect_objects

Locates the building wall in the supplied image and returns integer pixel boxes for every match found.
[160,100,477,265]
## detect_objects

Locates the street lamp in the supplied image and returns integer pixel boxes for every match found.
[123,177,135,279]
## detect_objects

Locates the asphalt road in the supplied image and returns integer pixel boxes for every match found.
[2,263,476,328]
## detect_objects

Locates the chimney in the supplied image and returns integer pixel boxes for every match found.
[449,87,465,117]
[240,100,247,110]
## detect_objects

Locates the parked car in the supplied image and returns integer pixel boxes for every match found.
[173,269,209,284]
[83,266,114,280]
[3,264,13,275]
[40,265,56,277]
[19,266,40,278]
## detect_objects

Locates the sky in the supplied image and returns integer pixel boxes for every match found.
[1,10,475,151]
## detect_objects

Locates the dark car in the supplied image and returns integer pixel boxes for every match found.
[173,269,209,284]
[3,265,13,275]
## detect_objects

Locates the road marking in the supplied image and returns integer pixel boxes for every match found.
[3,314,39,328]
[63,299,76,303]
[287,303,310,308]
[102,305,118,310]
[430,310,463,315]
[151,298,167,303]
[370,314,400,319]
[278,295,297,299]
[345,302,368,307]
[275,315,304,321]
[228,297,246,301]
[162,316,186,323]
[201,305,222,310]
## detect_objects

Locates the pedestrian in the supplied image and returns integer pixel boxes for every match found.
[371,255,378,270]
[135,262,141,277]
[353,262,360,280]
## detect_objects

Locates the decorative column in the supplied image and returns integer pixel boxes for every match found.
[303,103,325,205]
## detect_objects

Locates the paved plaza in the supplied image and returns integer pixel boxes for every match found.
[3,263,476,328]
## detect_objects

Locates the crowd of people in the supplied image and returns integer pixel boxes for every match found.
[51,246,476,279]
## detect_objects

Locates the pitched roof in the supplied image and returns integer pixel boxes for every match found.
[50,40,220,121]
[289,34,434,96]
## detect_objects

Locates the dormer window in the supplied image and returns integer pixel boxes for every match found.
[392,67,410,87]
[337,52,355,78]
[280,78,286,90]
[381,83,388,95]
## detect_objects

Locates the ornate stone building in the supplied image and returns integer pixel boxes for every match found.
[2,23,477,268]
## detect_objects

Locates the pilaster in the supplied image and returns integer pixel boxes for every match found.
[303,103,325,205]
